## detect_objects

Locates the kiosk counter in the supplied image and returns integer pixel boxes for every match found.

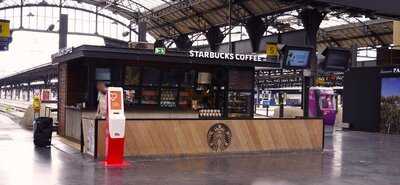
[52,45,324,159]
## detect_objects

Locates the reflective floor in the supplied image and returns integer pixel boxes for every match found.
[0,113,399,185]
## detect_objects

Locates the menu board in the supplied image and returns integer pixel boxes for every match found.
[228,91,252,118]
[229,70,253,90]
[141,88,158,105]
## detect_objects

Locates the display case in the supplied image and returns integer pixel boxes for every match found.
[160,88,178,108]
[142,67,160,86]
[162,70,180,87]
[141,88,159,105]
[228,91,253,118]
[93,62,254,117]
[124,89,140,107]
[124,66,141,86]
[178,88,192,109]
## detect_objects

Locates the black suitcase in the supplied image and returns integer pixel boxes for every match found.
[33,117,53,147]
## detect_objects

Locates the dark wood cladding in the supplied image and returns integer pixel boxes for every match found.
[58,63,67,135]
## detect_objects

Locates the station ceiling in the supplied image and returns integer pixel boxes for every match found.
[314,0,400,18]
[0,0,398,49]
[318,19,393,49]
[74,0,400,40]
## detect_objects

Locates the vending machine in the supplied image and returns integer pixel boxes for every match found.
[308,87,336,133]
[105,87,126,166]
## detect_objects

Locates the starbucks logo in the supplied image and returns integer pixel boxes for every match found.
[207,123,232,152]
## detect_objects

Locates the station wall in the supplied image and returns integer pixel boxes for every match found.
[343,67,380,132]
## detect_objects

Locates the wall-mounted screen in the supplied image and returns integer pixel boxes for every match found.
[322,47,351,71]
[282,46,313,69]
[286,50,310,67]
[380,77,400,134]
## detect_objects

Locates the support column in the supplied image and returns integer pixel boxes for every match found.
[244,17,266,53]
[95,6,99,35]
[27,82,31,101]
[350,44,358,67]
[299,8,325,118]
[19,0,23,29]
[205,27,224,52]
[174,34,193,51]
[59,14,68,49]
[138,21,147,42]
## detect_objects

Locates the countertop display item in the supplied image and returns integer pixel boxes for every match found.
[199,109,222,118]
[160,88,177,108]
[124,89,140,106]
[179,90,191,108]
[142,89,158,105]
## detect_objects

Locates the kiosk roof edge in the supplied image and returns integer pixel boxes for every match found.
[52,45,280,68]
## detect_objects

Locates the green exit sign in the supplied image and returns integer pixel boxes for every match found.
[154,47,166,55]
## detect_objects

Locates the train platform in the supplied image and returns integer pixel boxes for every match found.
[0,113,399,185]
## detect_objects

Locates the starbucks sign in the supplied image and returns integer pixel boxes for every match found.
[189,50,263,62]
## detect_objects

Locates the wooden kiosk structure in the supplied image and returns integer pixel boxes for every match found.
[52,45,323,159]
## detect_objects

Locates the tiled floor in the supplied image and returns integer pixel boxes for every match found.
[0,113,399,185]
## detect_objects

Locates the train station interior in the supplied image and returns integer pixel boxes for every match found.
[0,0,399,184]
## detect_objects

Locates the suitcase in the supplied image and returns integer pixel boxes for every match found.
[33,117,53,147]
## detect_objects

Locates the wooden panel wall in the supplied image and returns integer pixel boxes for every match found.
[96,119,323,159]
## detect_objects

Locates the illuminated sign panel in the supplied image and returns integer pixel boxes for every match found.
[189,50,264,62]
[0,20,10,38]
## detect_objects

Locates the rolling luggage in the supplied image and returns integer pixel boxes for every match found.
[33,117,53,147]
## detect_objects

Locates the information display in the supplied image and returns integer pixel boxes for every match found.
[0,20,10,37]
[0,19,11,51]
[281,45,313,69]
[286,50,311,67]
[322,47,351,71]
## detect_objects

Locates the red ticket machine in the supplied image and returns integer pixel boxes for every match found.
[105,87,127,166]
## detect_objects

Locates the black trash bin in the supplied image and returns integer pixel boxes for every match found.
[33,117,53,147]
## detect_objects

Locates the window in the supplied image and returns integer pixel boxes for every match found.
[95,68,111,81]
[229,70,253,90]
[124,66,141,86]
[142,67,160,86]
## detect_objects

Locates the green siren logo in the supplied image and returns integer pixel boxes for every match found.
[207,123,232,152]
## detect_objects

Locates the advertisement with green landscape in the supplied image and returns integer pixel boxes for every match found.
[380,77,400,134]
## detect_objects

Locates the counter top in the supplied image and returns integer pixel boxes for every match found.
[81,110,200,119]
